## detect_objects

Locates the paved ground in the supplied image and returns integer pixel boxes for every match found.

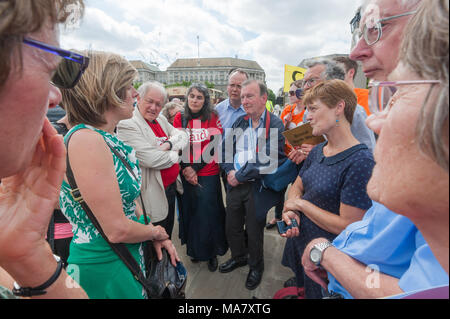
[172,207,294,299]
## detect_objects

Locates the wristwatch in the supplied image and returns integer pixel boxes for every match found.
[12,255,64,297]
[310,241,333,266]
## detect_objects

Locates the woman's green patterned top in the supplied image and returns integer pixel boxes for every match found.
[60,124,142,248]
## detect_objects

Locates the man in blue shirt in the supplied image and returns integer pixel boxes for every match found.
[219,80,286,291]
[295,0,448,299]
[215,69,248,131]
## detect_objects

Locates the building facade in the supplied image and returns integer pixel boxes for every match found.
[129,60,165,84]
[165,57,266,92]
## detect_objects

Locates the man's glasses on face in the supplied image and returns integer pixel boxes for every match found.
[289,88,304,99]
[23,37,89,89]
[303,77,320,89]
[356,10,417,46]
[368,80,440,114]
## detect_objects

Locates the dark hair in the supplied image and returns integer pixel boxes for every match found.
[183,83,217,121]
[333,56,359,80]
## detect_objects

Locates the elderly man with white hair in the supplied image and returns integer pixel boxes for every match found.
[117,81,189,239]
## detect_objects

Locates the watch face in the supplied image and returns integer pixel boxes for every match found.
[310,248,321,264]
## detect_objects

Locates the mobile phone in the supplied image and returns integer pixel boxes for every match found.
[277,219,299,235]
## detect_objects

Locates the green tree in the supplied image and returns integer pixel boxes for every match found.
[268,89,276,105]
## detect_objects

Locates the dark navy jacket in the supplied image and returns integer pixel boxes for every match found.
[220,110,287,221]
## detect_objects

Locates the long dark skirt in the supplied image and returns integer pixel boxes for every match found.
[179,174,228,260]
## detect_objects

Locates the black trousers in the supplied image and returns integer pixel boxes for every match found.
[225,183,265,271]
[153,183,176,240]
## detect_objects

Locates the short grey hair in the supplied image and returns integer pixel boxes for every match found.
[361,0,422,13]
[161,101,182,119]
[138,81,168,105]
[305,58,346,81]
[242,79,268,97]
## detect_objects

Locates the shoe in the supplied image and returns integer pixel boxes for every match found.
[219,258,248,273]
[283,276,297,288]
[208,257,218,272]
[245,269,263,290]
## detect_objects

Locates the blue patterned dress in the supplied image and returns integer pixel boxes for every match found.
[282,142,375,299]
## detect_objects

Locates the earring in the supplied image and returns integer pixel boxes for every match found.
[336,118,340,127]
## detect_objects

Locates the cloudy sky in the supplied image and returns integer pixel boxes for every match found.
[61,0,361,92]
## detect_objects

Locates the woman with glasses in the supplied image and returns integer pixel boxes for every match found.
[281,79,375,299]
[59,51,180,299]
[0,0,88,299]
[365,0,449,291]
[300,0,448,299]
[173,84,228,272]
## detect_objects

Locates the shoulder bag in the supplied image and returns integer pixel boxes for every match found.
[64,129,187,299]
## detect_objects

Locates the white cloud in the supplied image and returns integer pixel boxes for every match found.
[61,0,361,92]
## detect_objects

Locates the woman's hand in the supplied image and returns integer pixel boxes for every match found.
[280,210,300,238]
[153,239,180,267]
[0,119,65,266]
[150,225,169,242]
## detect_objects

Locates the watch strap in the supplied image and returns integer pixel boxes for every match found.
[12,255,63,297]
[312,241,333,266]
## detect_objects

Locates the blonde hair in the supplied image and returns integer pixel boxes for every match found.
[0,0,84,88]
[303,79,357,124]
[401,0,449,172]
[62,51,137,126]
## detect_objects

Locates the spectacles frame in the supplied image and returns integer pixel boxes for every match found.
[23,37,89,89]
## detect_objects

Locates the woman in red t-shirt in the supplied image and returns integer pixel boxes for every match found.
[173,84,228,272]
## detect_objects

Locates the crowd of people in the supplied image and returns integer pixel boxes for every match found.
[0,0,448,300]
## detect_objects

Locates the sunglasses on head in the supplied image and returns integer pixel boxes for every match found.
[23,37,89,89]
[289,88,304,99]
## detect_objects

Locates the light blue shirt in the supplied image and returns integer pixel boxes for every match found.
[215,98,246,129]
[327,201,448,299]
[233,111,266,171]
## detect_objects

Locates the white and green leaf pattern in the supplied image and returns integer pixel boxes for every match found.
[60,124,142,245]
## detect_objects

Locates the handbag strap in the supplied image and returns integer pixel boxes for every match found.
[64,128,152,292]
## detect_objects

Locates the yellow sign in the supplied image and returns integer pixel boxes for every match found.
[284,64,307,92]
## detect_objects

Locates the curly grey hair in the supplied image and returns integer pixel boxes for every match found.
[305,58,346,81]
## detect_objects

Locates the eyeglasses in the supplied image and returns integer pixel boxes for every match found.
[368,80,440,114]
[23,37,89,89]
[350,10,361,34]
[356,10,417,46]
[303,77,321,89]
[288,88,304,99]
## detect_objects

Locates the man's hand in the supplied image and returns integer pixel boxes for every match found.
[226,170,240,187]
[302,238,330,290]
[288,143,314,165]
[182,166,198,186]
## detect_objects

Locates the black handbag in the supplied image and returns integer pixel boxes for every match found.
[64,130,187,299]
